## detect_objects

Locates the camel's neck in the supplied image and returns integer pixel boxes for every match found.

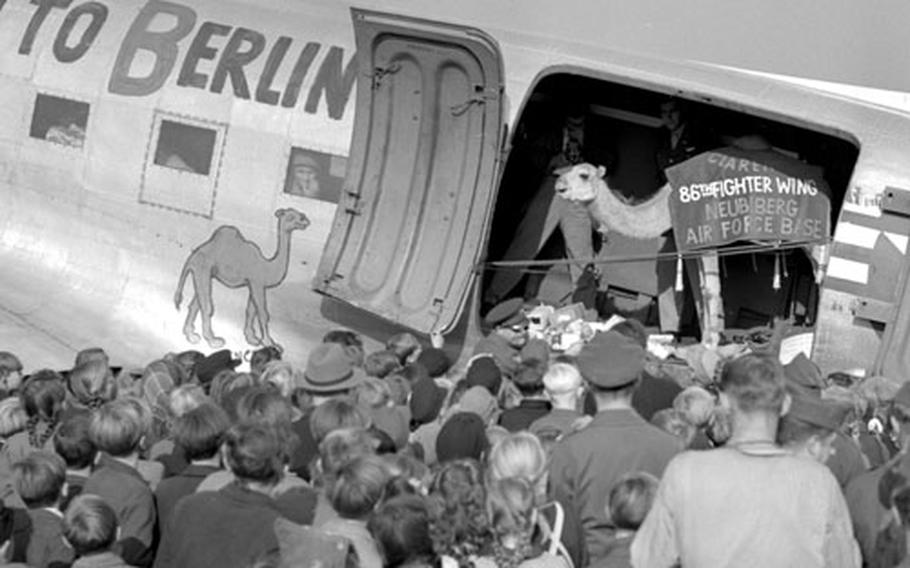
[265,227,293,284]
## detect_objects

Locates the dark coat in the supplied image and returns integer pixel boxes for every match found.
[154,483,283,568]
[154,464,221,535]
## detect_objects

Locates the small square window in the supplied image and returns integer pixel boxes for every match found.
[153,120,217,176]
[283,147,346,202]
[29,93,89,148]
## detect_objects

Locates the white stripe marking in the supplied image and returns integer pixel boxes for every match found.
[884,232,909,254]
[827,257,869,284]
[834,222,879,249]
[842,201,882,218]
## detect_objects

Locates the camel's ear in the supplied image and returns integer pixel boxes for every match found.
[274,208,285,218]
[596,165,607,179]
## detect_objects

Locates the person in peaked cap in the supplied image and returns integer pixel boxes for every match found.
[778,395,850,464]
[472,298,531,378]
[547,330,681,567]
[783,353,825,397]
[783,354,868,489]
[195,349,241,387]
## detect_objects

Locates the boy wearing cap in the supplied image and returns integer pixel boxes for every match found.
[632,354,859,568]
[547,331,680,567]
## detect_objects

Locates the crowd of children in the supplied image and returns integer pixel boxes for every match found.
[0,298,907,567]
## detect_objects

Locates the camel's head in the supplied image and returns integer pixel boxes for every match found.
[275,208,311,232]
[554,163,607,202]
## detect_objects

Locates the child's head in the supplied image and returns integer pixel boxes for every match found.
[368,494,435,568]
[0,352,24,393]
[385,333,421,366]
[167,384,210,419]
[0,398,27,439]
[650,408,695,448]
[608,472,659,531]
[63,494,118,556]
[310,397,370,445]
[12,451,66,508]
[486,432,547,492]
[54,414,97,470]
[74,348,109,369]
[542,362,584,408]
[20,370,66,422]
[513,360,546,397]
[259,361,302,398]
[173,403,230,462]
[673,386,716,428]
[363,351,402,379]
[89,399,146,457]
[486,477,537,550]
[250,346,282,379]
[329,455,390,520]
[68,359,117,410]
[318,428,377,487]
[223,423,284,485]
[355,378,392,410]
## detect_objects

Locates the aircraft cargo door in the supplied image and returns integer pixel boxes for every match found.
[315,10,504,334]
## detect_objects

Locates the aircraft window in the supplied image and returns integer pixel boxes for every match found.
[29,94,89,148]
[153,120,217,176]
[283,147,347,203]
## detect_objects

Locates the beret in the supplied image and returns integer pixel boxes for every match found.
[783,353,825,398]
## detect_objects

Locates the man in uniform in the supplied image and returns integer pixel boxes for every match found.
[473,298,548,380]
[547,330,681,567]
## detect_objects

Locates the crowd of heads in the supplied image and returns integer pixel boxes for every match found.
[0,306,906,567]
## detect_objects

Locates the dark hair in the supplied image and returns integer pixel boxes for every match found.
[12,451,66,508]
[513,360,545,396]
[223,423,284,484]
[63,494,118,555]
[250,346,282,378]
[323,330,364,348]
[173,403,230,461]
[368,494,437,568]
[54,414,97,469]
[386,333,420,366]
[20,370,66,447]
[719,354,786,414]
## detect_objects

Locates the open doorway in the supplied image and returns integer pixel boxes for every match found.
[482,73,858,339]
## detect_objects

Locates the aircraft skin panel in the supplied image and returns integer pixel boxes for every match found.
[315,10,503,335]
[1,0,910,375]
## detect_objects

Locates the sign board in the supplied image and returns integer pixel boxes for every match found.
[666,146,831,251]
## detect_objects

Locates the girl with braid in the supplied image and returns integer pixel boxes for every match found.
[1,371,66,464]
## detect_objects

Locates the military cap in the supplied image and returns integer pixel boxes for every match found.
[786,395,849,432]
[575,330,645,389]
[783,353,824,397]
[484,298,527,328]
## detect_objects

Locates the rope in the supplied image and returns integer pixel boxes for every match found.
[477,238,830,275]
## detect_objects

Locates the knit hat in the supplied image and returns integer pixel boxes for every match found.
[575,331,645,389]
[409,376,447,425]
[464,356,502,395]
[416,348,451,378]
[458,386,499,425]
[436,412,489,463]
